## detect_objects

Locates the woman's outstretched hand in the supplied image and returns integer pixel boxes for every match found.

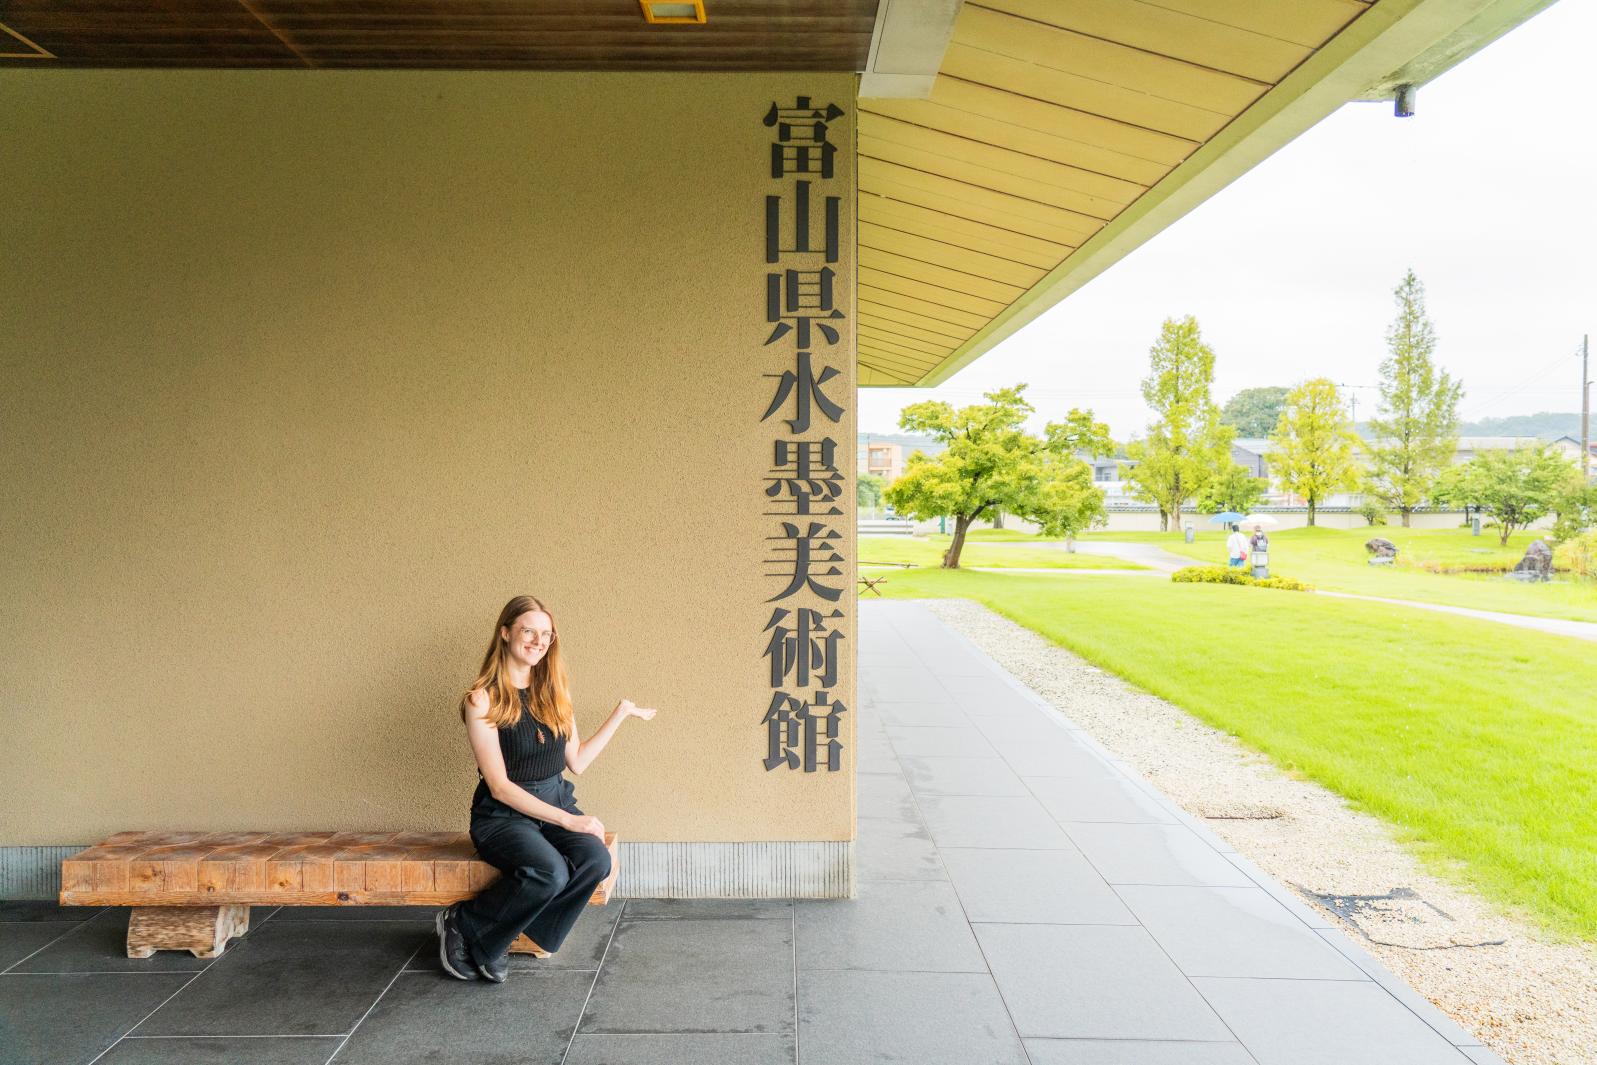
[567,814,606,841]
[616,698,658,721]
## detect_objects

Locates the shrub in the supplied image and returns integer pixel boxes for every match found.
[1357,498,1388,526]
[1554,530,1597,580]
[1170,566,1311,591]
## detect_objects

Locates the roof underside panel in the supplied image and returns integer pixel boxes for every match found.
[856,0,1371,386]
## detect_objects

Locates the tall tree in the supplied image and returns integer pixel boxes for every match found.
[884,387,1113,568]
[1270,378,1360,526]
[1195,464,1267,516]
[1366,271,1463,526]
[1125,316,1236,531]
[1220,386,1290,437]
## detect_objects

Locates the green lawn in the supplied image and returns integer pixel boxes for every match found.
[858,535,1144,570]
[877,567,1597,939]
[1076,526,1597,623]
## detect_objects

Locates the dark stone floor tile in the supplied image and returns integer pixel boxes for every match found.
[0,972,192,1065]
[563,1033,794,1065]
[798,969,1027,1065]
[409,899,621,973]
[334,970,590,1065]
[796,880,985,973]
[622,899,793,921]
[263,905,438,922]
[0,902,101,923]
[0,922,77,971]
[580,918,793,1035]
[133,920,424,1036]
[99,1035,343,1064]
[856,817,945,882]
[14,909,218,973]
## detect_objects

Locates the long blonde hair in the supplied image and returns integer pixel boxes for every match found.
[461,595,575,739]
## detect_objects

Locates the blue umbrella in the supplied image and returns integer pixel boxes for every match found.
[1209,511,1246,523]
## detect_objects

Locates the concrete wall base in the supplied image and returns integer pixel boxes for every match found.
[1,846,85,900]
[616,841,854,899]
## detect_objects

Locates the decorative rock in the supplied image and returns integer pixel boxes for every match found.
[1365,538,1398,558]
[1512,539,1553,582]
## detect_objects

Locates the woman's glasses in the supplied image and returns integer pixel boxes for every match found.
[516,627,557,647]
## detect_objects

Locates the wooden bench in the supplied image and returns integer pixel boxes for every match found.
[59,830,618,959]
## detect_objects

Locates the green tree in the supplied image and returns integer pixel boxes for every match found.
[1195,465,1267,515]
[857,472,886,510]
[1269,378,1360,526]
[884,386,1113,568]
[1220,386,1290,437]
[1431,447,1575,546]
[1552,480,1597,542]
[1125,316,1236,531]
[1366,271,1463,526]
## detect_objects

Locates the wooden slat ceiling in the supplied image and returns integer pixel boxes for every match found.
[0,1,877,69]
[857,0,1372,386]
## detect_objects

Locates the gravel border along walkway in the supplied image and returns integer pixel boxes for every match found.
[919,597,1597,1065]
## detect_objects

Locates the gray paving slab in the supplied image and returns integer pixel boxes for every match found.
[885,724,995,759]
[874,697,971,727]
[798,969,1028,1065]
[101,1035,345,1064]
[0,922,78,971]
[940,846,1136,925]
[13,908,222,973]
[1063,822,1254,887]
[918,794,1075,850]
[579,917,792,1035]
[983,730,1116,777]
[901,754,1029,796]
[974,923,1233,1041]
[564,1032,795,1064]
[1115,885,1365,979]
[0,972,194,1065]
[795,879,986,973]
[856,817,946,882]
[133,920,423,1037]
[1026,772,1180,823]
[1193,976,1472,1064]
[334,969,589,1065]
[857,770,918,821]
[861,665,947,703]
[1024,1038,1257,1065]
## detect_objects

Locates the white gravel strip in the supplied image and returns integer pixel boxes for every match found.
[919,597,1597,1065]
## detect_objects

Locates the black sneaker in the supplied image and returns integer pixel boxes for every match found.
[435,904,476,981]
[476,951,509,983]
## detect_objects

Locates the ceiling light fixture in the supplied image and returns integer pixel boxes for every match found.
[639,1,706,24]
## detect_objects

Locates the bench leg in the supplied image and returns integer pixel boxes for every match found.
[508,934,551,958]
[127,905,250,959]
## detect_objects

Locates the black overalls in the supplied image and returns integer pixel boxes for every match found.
[456,688,612,965]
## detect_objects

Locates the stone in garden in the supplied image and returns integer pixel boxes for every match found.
[1366,538,1398,558]
[1512,539,1553,582]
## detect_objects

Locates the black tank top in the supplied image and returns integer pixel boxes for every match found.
[497,688,567,783]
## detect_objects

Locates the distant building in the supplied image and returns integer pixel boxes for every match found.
[857,432,946,483]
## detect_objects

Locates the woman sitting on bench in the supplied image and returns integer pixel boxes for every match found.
[436,594,657,983]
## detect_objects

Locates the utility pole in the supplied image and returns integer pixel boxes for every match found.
[1583,334,1591,482]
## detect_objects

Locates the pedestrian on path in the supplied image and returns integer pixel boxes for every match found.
[1226,524,1248,569]
[1250,528,1270,579]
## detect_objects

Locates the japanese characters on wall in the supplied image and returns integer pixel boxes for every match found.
[760,96,848,774]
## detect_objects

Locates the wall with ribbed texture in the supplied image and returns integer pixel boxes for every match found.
[616,842,854,899]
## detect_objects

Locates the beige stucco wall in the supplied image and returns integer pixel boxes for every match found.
[0,70,856,847]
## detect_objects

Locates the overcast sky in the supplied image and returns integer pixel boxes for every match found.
[857,0,1597,441]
